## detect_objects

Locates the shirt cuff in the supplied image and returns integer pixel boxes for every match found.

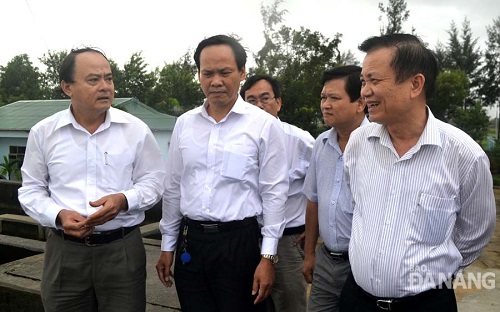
[161,234,178,252]
[261,237,279,255]
[122,189,138,212]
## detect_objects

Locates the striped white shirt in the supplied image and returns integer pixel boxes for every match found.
[344,109,496,297]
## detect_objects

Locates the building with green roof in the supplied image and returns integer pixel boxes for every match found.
[0,98,177,176]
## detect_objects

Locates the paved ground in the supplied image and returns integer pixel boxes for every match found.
[453,188,500,311]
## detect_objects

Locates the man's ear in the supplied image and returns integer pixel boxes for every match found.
[356,97,367,113]
[61,81,72,98]
[276,97,282,113]
[410,74,425,99]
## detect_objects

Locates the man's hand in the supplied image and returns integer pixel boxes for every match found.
[85,193,127,227]
[156,251,175,288]
[293,231,305,249]
[252,258,275,304]
[57,209,94,238]
[302,253,315,284]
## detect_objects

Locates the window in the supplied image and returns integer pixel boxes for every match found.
[9,146,25,168]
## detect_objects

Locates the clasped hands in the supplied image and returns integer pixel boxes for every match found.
[57,193,128,238]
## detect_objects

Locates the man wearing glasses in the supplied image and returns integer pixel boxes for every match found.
[240,75,314,312]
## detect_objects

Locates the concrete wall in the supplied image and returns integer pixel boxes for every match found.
[0,180,22,215]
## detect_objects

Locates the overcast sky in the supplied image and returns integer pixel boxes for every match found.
[1,0,499,71]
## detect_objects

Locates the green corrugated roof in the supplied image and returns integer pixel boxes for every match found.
[0,98,176,131]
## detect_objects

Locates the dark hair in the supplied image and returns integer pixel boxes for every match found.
[358,33,438,99]
[193,35,247,72]
[321,65,363,103]
[59,47,109,83]
[239,74,282,99]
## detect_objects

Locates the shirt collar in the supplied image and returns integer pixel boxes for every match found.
[368,106,442,148]
[323,116,371,146]
[200,95,250,120]
[54,105,129,132]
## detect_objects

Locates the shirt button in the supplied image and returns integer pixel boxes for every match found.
[331,200,336,205]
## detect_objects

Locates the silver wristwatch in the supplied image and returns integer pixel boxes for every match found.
[261,254,279,264]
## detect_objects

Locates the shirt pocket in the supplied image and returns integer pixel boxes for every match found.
[102,150,134,189]
[221,143,257,181]
[407,193,457,246]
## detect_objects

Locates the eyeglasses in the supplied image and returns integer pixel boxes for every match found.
[246,95,276,106]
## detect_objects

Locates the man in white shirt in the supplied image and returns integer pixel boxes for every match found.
[302,66,369,312]
[18,48,165,312]
[156,35,289,312]
[240,74,315,312]
[340,34,496,312]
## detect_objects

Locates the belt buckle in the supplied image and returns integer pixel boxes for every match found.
[84,236,100,246]
[376,299,393,310]
[201,223,219,233]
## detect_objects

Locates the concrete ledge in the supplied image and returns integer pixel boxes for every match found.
[0,214,45,241]
[0,233,180,311]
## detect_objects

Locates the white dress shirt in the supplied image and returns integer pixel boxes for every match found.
[344,108,496,297]
[160,97,288,255]
[18,106,165,231]
[303,117,370,252]
[280,120,314,228]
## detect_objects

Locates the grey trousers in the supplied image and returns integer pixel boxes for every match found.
[308,243,351,312]
[267,233,307,312]
[41,227,146,312]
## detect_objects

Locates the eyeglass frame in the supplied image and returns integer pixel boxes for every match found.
[246,95,277,106]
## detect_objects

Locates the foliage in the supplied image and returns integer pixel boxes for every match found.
[39,50,68,99]
[449,101,490,143]
[486,138,500,174]
[478,16,500,107]
[0,155,19,180]
[434,18,482,104]
[148,52,204,116]
[252,0,347,136]
[116,51,156,103]
[0,54,42,106]
[378,0,412,35]
[428,69,469,121]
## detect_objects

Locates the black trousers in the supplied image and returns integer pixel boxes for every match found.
[339,272,457,312]
[174,218,267,312]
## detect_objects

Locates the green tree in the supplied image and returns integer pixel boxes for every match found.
[0,54,42,105]
[478,16,500,107]
[39,50,68,99]
[116,51,155,103]
[429,70,469,121]
[109,59,124,99]
[435,18,482,103]
[252,0,345,136]
[449,101,490,143]
[148,52,204,116]
[0,155,19,180]
[378,0,412,35]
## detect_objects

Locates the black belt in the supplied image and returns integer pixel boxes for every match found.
[283,224,305,236]
[185,217,256,233]
[358,281,452,311]
[53,225,138,246]
[324,245,349,260]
